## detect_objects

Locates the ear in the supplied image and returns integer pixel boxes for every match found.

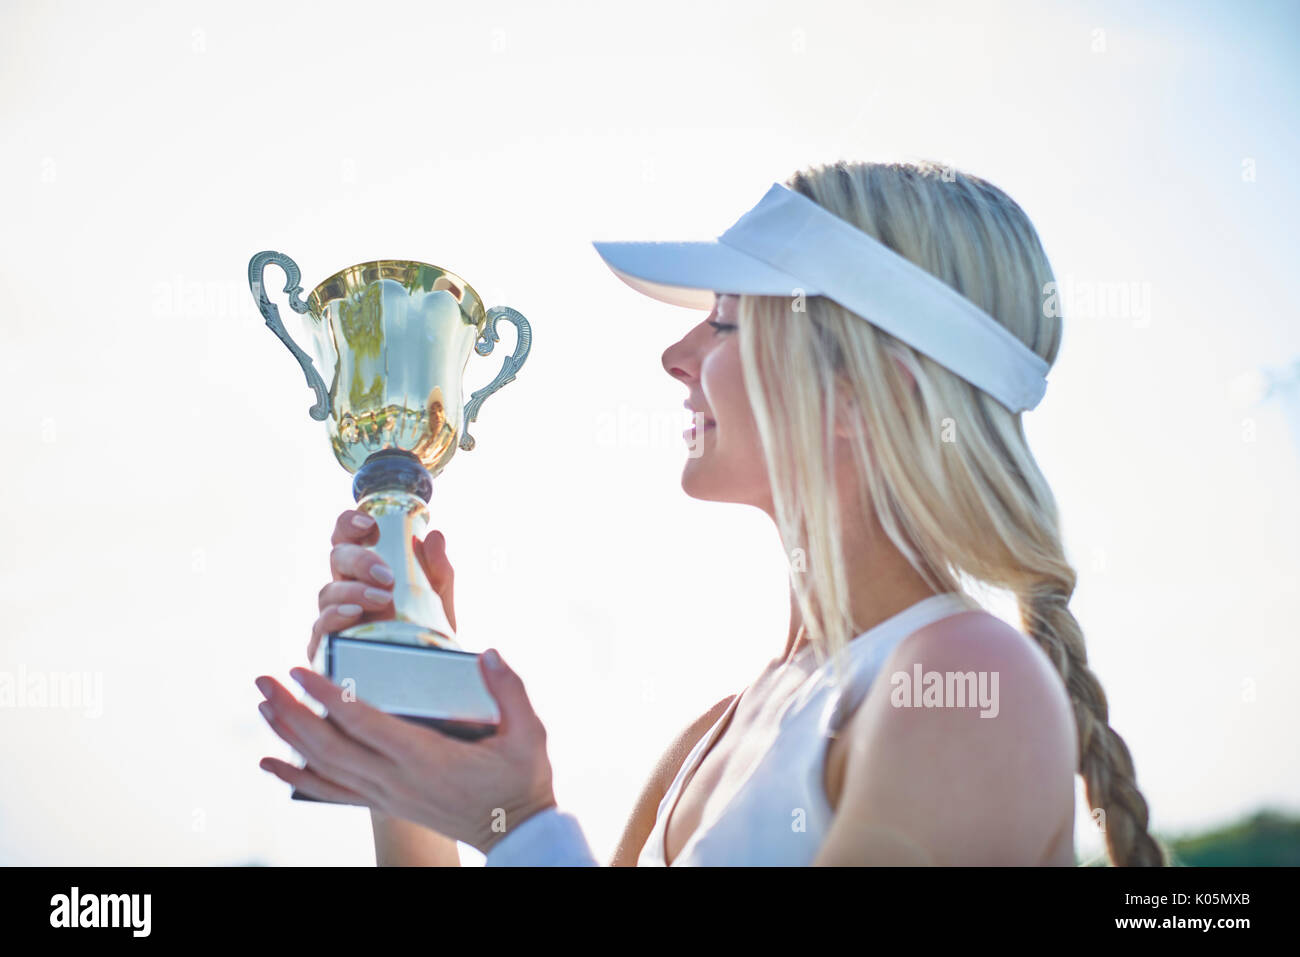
[891,349,917,393]
[832,352,917,439]
[832,379,859,440]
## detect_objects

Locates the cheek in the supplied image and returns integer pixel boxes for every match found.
[702,342,760,445]
[688,339,773,507]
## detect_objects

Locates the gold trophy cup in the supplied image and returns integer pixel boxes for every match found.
[248,252,531,798]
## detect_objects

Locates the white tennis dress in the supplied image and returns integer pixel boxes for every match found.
[637,591,972,866]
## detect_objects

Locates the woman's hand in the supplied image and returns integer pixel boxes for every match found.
[255,649,558,854]
[307,509,457,662]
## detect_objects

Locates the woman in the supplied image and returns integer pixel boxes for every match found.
[255,159,1165,866]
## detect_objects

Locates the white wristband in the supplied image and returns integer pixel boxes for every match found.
[484,807,599,867]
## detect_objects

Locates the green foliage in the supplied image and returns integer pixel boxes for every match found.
[1078,808,1300,866]
[1164,809,1300,867]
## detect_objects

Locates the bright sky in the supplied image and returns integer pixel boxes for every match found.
[1,0,1297,866]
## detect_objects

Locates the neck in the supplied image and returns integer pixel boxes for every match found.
[779,504,938,664]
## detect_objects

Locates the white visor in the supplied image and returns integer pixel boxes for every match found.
[592,181,1049,413]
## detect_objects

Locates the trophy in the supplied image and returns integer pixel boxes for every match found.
[248,252,531,782]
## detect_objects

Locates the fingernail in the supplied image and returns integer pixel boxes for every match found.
[258,702,274,720]
[483,648,502,670]
[370,563,394,585]
[289,668,308,685]
[338,603,363,616]
[254,677,272,697]
[363,587,391,604]
[352,513,375,529]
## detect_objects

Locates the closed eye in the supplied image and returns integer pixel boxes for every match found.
[708,320,737,334]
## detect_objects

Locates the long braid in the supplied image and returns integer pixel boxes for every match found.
[1020,577,1166,866]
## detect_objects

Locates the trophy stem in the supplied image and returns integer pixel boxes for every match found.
[337,449,460,651]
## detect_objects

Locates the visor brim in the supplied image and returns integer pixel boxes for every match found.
[591,239,819,311]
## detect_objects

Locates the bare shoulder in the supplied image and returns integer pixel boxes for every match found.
[609,693,736,866]
[818,610,1077,865]
[886,609,1077,729]
[648,694,737,795]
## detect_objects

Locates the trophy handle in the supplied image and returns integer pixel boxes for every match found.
[460,306,532,451]
[248,250,333,422]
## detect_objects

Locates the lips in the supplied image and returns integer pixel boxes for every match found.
[683,417,716,441]
[683,399,716,442]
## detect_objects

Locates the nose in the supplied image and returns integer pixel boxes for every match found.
[661,301,719,383]
[661,332,695,384]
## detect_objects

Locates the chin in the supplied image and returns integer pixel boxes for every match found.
[680,459,768,509]
[680,459,725,501]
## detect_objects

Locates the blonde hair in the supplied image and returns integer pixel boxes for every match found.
[737,159,1164,866]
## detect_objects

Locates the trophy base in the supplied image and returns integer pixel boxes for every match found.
[290,633,500,804]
